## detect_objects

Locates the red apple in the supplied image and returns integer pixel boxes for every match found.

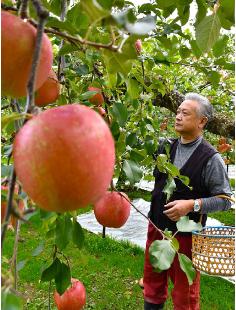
[94,191,131,228]
[35,69,60,107]
[135,39,142,54]
[88,86,104,106]
[1,11,53,98]
[13,104,115,213]
[54,278,86,310]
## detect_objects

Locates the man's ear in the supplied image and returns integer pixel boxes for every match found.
[199,116,208,129]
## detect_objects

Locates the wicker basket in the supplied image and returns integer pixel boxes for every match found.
[192,226,235,276]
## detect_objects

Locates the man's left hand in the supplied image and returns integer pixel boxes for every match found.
[163,199,194,221]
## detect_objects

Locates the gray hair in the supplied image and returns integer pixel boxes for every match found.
[184,93,214,122]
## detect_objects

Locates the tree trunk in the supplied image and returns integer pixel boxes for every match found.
[153,91,235,139]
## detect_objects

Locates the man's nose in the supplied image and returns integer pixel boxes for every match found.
[176,113,182,121]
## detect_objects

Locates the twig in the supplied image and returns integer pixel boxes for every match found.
[1,169,17,248]
[11,219,21,290]
[19,0,29,19]
[118,192,165,239]
[48,281,51,310]
[28,19,119,51]
[24,0,49,114]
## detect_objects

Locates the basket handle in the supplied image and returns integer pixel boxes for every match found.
[198,195,235,224]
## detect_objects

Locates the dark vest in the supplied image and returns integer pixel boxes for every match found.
[149,138,218,235]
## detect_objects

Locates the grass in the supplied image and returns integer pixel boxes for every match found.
[2,189,235,310]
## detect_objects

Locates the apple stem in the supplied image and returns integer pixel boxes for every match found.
[19,0,29,19]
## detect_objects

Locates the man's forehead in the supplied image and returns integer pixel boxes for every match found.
[178,100,199,110]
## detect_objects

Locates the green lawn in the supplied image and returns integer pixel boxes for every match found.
[2,191,235,310]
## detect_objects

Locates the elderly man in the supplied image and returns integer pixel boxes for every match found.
[143,93,232,310]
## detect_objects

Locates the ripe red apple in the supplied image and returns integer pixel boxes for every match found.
[94,191,131,228]
[88,86,104,106]
[1,11,53,98]
[135,39,142,54]
[54,278,86,310]
[35,69,60,107]
[13,104,115,213]
[217,143,231,153]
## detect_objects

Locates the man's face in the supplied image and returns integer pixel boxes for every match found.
[175,100,205,135]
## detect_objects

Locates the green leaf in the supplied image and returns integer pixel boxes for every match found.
[130,149,146,163]
[163,177,176,201]
[55,216,73,251]
[72,220,85,249]
[127,78,141,100]
[80,0,110,23]
[1,290,23,310]
[41,258,61,282]
[170,237,179,252]
[111,101,128,127]
[126,133,137,147]
[179,46,191,59]
[178,253,196,285]
[58,43,81,56]
[75,64,90,76]
[207,70,221,88]
[41,0,61,16]
[32,241,45,257]
[195,0,207,25]
[177,4,190,26]
[66,4,89,31]
[103,49,133,78]
[123,160,143,185]
[220,0,235,24]
[1,113,29,130]
[176,216,202,232]
[195,13,221,52]
[55,262,71,295]
[190,40,202,58]
[212,35,229,58]
[149,239,176,271]
[155,0,176,9]
[178,175,190,187]
[46,17,78,35]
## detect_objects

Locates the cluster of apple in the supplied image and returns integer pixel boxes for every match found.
[2,10,131,309]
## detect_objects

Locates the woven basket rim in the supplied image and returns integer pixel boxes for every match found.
[192,225,235,238]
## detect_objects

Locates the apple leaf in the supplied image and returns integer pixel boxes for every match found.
[149,239,176,271]
[176,216,202,232]
[178,253,196,285]
[41,258,61,282]
[16,259,28,272]
[55,215,73,251]
[72,220,85,249]
[195,13,221,52]
[55,262,71,295]
[111,101,128,127]
[163,177,176,201]
[123,160,143,185]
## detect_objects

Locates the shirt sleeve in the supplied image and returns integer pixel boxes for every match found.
[201,153,232,214]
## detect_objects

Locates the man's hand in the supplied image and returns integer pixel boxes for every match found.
[163,199,194,221]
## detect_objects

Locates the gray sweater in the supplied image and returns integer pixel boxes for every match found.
[173,136,232,214]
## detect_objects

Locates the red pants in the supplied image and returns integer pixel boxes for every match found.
[143,223,200,310]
